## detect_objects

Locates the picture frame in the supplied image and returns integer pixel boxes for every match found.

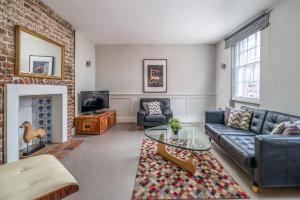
[29,55,54,75]
[143,59,167,93]
[15,25,64,79]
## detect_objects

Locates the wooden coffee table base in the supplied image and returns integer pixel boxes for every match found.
[157,142,196,174]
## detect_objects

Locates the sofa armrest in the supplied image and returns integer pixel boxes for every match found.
[254,135,300,187]
[205,110,225,124]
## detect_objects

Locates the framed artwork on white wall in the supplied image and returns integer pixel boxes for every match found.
[143,59,167,93]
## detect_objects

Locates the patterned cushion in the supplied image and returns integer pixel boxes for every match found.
[227,108,252,131]
[224,106,232,125]
[283,120,300,135]
[271,121,291,135]
[148,101,162,115]
[262,111,300,135]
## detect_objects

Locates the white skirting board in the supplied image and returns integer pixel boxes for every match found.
[109,93,216,123]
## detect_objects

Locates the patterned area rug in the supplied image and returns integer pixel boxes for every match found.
[132,139,249,200]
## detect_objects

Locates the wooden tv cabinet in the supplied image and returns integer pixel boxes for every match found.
[73,111,116,135]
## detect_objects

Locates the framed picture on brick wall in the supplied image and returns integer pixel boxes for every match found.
[143,59,167,93]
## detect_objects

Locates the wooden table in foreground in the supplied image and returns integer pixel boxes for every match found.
[144,125,211,174]
[74,110,116,135]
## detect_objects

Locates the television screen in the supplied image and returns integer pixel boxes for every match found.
[80,91,109,113]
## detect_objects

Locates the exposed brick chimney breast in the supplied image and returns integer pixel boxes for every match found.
[0,0,75,163]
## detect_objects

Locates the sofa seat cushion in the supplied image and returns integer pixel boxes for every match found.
[145,114,166,122]
[205,123,255,142]
[219,135,255,168]
[0,155,78,200]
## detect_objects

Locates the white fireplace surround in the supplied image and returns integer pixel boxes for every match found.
[5,84,68,163]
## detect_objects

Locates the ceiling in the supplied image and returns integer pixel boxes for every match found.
[42,0,280,44]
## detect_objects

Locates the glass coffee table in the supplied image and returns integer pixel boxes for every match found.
[144,125,211,174]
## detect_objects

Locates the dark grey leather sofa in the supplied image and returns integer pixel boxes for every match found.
[137,98,173,128]
[205,106,300,191]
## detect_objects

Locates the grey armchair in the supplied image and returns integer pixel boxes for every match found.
[137,98,173,128]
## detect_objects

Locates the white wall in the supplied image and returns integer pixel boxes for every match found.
[215,41,231,110]
[215,0,300,116]
[75,31,96,115]
[95,44,216,122]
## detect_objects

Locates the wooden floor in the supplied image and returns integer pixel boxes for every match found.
[61,123,300,200]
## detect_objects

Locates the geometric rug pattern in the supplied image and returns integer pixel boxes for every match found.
[132,139,249,199]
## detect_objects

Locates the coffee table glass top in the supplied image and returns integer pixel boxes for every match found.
[144,125,211,151]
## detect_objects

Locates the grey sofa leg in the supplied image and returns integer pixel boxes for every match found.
[252,181,259,193]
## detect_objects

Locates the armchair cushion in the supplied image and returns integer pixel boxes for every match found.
[145,115,166,122]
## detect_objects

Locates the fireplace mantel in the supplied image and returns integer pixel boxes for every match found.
[4,84,68,163]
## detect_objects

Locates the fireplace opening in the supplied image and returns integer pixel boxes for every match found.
[19,96,53,156]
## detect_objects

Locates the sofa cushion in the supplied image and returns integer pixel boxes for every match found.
[283,120,300,135]
[224,106,232,125]
[205,123,255,142]
[145,114,166,122]
[227,108,252,130]
[219,135,255,168]
[271,121,291,135]
[241,106,268,134]
[262,111,300,135]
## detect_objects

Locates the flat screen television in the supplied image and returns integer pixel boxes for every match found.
[80,90,109,114]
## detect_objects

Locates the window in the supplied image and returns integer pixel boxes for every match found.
[232,31,261,102]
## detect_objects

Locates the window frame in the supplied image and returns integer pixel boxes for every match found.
[231,31,261,105]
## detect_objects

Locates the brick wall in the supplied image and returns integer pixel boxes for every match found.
[0,0,75,163]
